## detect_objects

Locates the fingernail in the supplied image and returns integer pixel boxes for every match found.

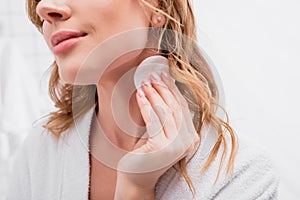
[137,88,145,97]
[150,72,160,81]
[161,71,169,79]
[162,71,175,83]
[142,80,151,87]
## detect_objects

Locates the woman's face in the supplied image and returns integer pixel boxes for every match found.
[36,0,151,83]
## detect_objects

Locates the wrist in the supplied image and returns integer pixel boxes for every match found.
[114,187,154,200]
[114,175,155,200]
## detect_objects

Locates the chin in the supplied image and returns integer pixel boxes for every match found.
[59,68,77,85]
[57,60,81,85]
[56,53,98,85]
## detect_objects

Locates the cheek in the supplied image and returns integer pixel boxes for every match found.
[89,0,149,33]
[42,25,53,50]
[52,0,150,85]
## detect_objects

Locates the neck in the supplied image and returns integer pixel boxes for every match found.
[94,49,156,151]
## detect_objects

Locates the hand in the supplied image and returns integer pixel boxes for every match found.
[114,71,200,199]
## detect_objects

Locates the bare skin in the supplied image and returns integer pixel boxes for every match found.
[36,0,199,199]
[89,49,155,200]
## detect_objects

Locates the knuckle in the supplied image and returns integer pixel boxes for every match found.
[163,118,174,129]
[139,100,149,107]
[170,101,181,112]
[155,81,167,89]
[194,136,200,144]
[141,104,151,112]
[148,87,157,95]
[168,80,177,89]
[163,106,173,116]
[180,98,189,108]
[194,136,200,147]
[185,144,194,154]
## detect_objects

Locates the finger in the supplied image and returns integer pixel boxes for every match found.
[149,72,184,132]
[135,89,166,143]
[156,72,198,141]
[160,72,201,156]
[141,82,178,140]
[161,72,189,109]
[161,72,196,135]
[152,72,199,142]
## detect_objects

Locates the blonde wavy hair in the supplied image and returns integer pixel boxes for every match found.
[27,0,238,197]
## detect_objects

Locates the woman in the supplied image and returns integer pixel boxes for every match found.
[7,0,278,199]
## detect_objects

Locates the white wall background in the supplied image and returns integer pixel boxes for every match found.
[0,0,53,198]
[0,0,299,199]
[193,0,300,199]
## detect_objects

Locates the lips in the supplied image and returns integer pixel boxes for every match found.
[50,30,87,55]
[51,30,87,48]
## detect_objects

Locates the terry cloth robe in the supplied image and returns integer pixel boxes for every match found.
[6,106,279,200]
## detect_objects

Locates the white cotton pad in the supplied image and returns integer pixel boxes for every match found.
[134,55,174,89]
[134,55,196,122]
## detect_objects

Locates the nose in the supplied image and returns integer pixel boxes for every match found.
[36,0,71,24]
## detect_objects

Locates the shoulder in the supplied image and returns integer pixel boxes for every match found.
[11,117,66,167]
[211,134,279,199]
[8,116,73,181]
[16,106,95,159]
[156,133,279,199]
[20,118,57,150]
[233,134,277,176]
[194,133,279,199]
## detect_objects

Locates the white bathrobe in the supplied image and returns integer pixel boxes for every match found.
[6,107,279,200]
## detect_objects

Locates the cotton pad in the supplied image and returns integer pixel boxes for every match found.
[134,55,195,124]
[134,55,174,89]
